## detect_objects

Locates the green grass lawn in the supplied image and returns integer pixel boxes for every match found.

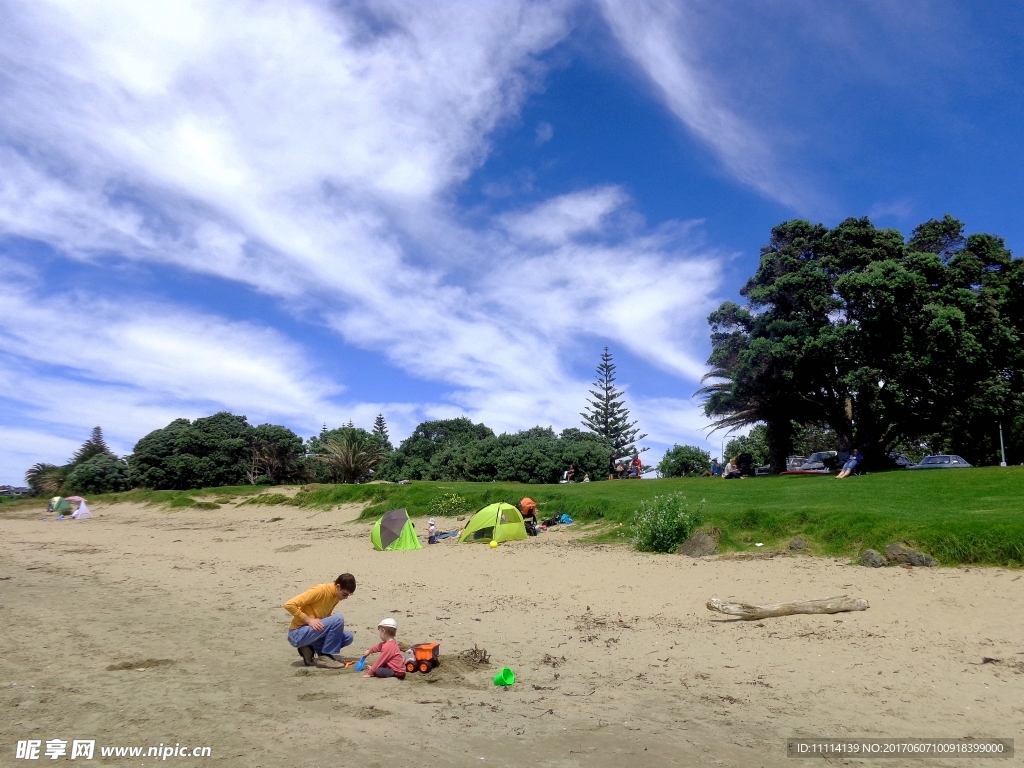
[4,468,1021,565]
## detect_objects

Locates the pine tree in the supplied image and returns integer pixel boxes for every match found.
[372,413,390,445]
[72,426,112,465]
[580,347,647,458]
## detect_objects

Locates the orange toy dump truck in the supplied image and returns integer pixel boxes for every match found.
[404,642,440,674]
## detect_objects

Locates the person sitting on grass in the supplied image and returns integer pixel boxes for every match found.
[362,618,405,679]
[629,454,643,478]
[284,573,356,669]
[836,448,864,479]
[723,457,743,479]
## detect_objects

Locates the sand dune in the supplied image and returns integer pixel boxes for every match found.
[1,499,1021,767]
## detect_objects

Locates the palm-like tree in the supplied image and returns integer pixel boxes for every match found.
[318,430,387,484]
[25,463,70,495]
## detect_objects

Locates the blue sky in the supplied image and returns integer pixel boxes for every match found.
[2,0,1023,483]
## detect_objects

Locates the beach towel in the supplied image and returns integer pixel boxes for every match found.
[434,530,459,541]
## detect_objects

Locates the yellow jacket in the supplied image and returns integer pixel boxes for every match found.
[284,583,339,631]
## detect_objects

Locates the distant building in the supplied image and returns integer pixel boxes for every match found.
[0,485,33,496]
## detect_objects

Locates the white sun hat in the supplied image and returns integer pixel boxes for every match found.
[378,617,398,630]
[429,518,435,524]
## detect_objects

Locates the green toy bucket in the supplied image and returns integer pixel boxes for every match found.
[493,667,515,686]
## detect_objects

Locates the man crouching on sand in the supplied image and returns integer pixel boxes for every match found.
[284,573,356,669]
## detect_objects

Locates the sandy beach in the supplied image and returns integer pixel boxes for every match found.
[1,497,1021,767]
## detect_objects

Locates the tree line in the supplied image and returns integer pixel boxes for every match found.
[24,348,651,493]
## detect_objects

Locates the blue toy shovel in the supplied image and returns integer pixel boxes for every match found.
[354,656,367,672]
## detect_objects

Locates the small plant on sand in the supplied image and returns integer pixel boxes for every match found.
[631,493,703,553]
[429,493,468,517]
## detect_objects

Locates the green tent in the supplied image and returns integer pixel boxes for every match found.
[459,502,527,544]
[49,497,73,514]
[371,508,422,551]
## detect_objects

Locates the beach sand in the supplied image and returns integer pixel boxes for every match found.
[1,498,1021,767]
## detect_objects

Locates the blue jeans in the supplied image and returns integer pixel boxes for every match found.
[288,615,353,656]
[842,459,860,472]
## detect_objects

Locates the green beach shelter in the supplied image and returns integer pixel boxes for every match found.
[459,502,527,544]
[371,508,422,551]
[49,496,73,514]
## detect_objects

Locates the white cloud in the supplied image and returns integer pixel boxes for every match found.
[0,268,339,420]
[868,198,914,220]
[0,0,731,481]
[0,427,83,482]
[501,186,628,245]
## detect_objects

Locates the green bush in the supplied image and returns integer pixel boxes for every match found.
[428,493,468,517]
[632,493,704,553]
[64,453,130,495]
[657,444,711,477]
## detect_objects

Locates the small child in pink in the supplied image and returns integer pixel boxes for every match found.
[362,618,405,679]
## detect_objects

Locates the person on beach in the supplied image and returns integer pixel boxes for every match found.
[362,618,405,679]
[519,497,538,524]
[427,517,437,544]
[284,573,356,669]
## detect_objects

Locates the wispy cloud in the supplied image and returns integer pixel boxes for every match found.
[500,186,628,244]
[596,0,805,208]
[535,121,554,145]
[868,198,914,220]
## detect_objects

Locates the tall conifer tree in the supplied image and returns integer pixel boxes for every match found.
[580,347,647,458]
[72,426,112,465]
[372,413,392,451]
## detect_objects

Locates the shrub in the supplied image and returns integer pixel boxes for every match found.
[632,493,704,553]
[429,493,468,517]
[64,453,130,495]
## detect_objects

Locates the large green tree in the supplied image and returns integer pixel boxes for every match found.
[64,452,130,495]
[246,423,306,484]
[657,445,711,478]
[130,412,303,489]
[701,216,1024,469]
[378,417,495,481]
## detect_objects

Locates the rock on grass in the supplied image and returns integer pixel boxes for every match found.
[884,542,938,567]
[860,549,887,567]
[678,530,718,557]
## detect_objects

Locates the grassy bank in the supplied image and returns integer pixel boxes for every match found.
[5,468,1021,566]
[246,468,1024,566]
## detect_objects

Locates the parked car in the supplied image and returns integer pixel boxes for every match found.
[782,451,837,475]
[907,454,972,469]
[888,452,914,468]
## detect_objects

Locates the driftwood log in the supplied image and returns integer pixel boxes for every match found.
[706,594,869,620]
